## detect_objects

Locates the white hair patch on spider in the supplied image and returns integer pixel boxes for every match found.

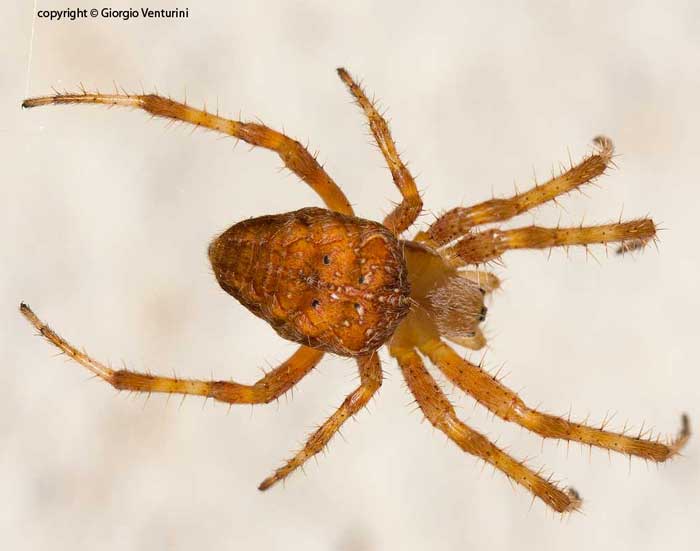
[425,275,487,340]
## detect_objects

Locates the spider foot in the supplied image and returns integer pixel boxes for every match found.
[591,135,614,162]
[562,487,583,513]
[669,413,691,457]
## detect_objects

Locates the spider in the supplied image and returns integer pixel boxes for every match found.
[21,67,689,513]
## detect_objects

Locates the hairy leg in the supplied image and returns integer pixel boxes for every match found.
[420,338,690,461]
[444,218,656,265]
[258,351,382,490]
[20,303,323,404]
[337,68,422,234]
[390,344,580,512]
[22,91,353,215]
[426,136,613,245]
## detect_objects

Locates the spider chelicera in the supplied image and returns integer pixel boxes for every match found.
[21,67,689,513]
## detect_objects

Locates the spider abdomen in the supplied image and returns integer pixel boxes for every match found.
[208,207,411,356]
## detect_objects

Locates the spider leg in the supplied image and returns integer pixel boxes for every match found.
[337,68,422,234]
[22,91,353,215]
[390,344,580,513]
[258,351,382,490]
[444,218,656,265]
[419,338,690,461]
[425,136,613,246]
[20,303,323,404]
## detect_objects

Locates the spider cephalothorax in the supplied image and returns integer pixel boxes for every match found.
[21,68,689,513]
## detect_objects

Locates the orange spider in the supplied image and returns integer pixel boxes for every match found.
[20,68,689,513]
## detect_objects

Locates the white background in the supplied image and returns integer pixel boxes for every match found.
[3,1,698,549]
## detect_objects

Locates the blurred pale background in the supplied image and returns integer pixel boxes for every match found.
[3,1,699,549]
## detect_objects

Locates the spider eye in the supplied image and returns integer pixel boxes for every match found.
[358,275,365,284]
[312,299,320,309]
[322,255,331,265]
[478,306,488,321]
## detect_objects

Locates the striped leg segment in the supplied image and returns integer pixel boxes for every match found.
[444,218,656,265]
[20,303,323,404]
[337,67,422,234]
[258,351,383,490]
[22,90,354,215]
[426,136,614,246]
[390,344,580,512]
[420,339,690,461]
